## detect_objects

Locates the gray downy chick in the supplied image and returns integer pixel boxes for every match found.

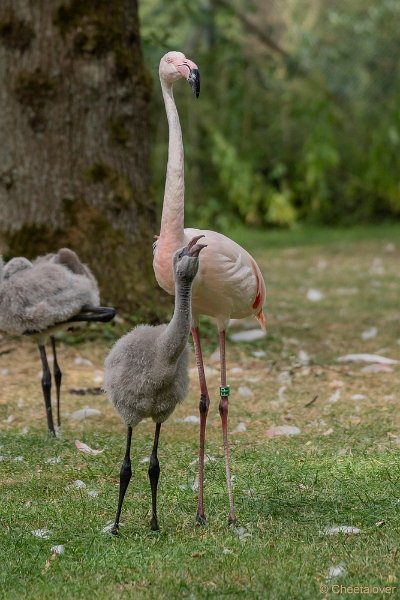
[104,235,206,534]
[0,248,115,435]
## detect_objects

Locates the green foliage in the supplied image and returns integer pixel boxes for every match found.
[210,131,296,227]
[140,0,400,227]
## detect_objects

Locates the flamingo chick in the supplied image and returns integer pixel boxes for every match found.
[153,51,267,525]
[0,248,115,435]
[104,237,206,534]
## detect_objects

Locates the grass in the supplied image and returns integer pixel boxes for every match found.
[1,223,400,599]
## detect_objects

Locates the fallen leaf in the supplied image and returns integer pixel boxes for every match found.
[176,415,200,424]
[307,289,324,302]
[70,408,102,421]
[32,528,51,539]
[75,440,104,455]
[323,526,361,535]
[361,327,377,340]
[298,350,310,365]
[233,422,247,433]
[337,353,398,365]
[233,526,251,541]
[375,520,385,527]
[72,480,86,489]
[189,455,216,467]
[329,389,341,403]
[327,564,346,579]
[209,348,220,362]
[361,364,393,373]
[266,425,301,437]
[191,474,199,492]
[384,243,396,253]
[329,379,344,388]
[238,386,253,398]
[323,428,334,436]
[277,371,292,385]
[101,521,115,534]
[74,356,93,366]
[349,415,361,425]
[44,456,62,465]
[245,376,261,383]
[229,329,266,342]
[93,370,104,384]
[42,559,52,573]
[278,386,287,402]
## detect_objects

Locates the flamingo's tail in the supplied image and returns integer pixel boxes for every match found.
[256,309,266,333]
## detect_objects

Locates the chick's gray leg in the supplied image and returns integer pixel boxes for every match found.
[51,337,62,427]
[39,345,56,437]
[148,422,161,531]
[112,426,133,536]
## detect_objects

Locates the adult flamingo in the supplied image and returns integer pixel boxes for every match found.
[153,51,266,525]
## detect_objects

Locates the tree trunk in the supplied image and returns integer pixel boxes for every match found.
[0,0,165,317]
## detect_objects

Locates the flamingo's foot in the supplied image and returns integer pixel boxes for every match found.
[150,517,159,531]
[196,512,207,526]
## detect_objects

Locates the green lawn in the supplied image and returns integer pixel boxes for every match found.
[1,224,399,599]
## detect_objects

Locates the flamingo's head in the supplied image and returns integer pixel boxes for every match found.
[159,51,200,98]
[173,235,206,283]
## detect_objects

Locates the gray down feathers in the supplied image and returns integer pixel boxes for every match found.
[104,324,189,427]
[103,252,200,428]
[0,249,100,335]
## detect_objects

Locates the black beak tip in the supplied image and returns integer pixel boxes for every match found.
[189,69,200,98]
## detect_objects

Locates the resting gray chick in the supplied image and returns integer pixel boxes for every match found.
[0,248,115,435]
[104,235,206,534]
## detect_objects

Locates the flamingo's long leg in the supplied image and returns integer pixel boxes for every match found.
[148,422,162,531]
[112,426,133,535]
[38,345,56,437]
[51,337,62,427]
[191,326,210,524]
[218,330,236,524]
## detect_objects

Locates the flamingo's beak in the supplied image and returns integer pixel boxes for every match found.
[177,62,201,98]
[188,69,200,98]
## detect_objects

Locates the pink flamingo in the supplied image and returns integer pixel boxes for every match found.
[154,51,266,525]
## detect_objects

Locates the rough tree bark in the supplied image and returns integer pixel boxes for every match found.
[0,0,164,316]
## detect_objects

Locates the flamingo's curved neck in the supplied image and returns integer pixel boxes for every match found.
[160,79,185,243]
